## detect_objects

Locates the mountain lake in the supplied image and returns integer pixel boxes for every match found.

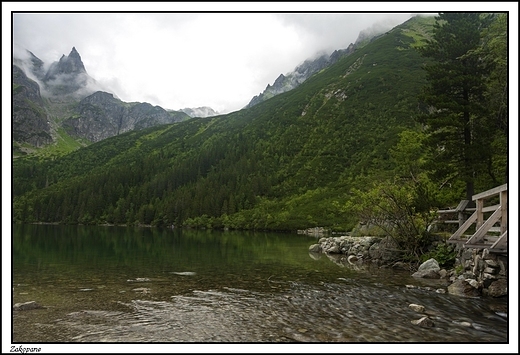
[11,224,509,349]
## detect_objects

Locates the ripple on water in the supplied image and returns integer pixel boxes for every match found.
[57,280,508,343]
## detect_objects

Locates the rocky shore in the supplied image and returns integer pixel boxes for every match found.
[309,235,508,298]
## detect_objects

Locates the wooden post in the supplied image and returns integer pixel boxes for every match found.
[476,198,484,229]
[458,211,465,228]
[500,190,507,234]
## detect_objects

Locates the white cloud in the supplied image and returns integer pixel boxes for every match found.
[10,3,514,114]
[10,10,422,113]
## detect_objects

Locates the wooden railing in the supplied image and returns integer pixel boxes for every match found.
[443,183,507,253]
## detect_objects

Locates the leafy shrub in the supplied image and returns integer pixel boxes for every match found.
[420,242,457,268]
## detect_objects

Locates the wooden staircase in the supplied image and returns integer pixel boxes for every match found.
[441,184,507,253]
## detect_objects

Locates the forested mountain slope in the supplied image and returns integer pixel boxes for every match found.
[15,15,504,232]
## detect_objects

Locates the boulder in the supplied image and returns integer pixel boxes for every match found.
[447,279,481,298]
[412,269,440,279]
[418,258,440,272]
[309,244,321,253]
[412,258,441,278]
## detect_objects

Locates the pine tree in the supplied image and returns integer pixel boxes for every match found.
[418,13,493,203]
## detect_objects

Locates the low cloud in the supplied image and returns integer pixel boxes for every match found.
[12,12,424,113]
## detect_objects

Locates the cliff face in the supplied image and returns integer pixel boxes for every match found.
[63,91,189,142]
[246,44,356,108]
[41,47,101,98]
[13,47,191,152]
[12,65,52,147]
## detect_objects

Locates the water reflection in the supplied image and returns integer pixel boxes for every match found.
[12,225,507,343]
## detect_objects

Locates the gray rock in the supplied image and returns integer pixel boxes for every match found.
[412,269,440,279]
[411,316,434,328]
[418,258,440,272]
[347,255,359,264]
[487,279,507,297]
[309,244,321,253]
[484,267,498,275]
[13,301,44,311]
[447,279,481,298]
[466,279,479,288]
[409,303,425,313]
[482,272,497,281]
[326,244,340,254]
[484,259,499,267]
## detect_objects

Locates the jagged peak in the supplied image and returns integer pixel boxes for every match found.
[44,46,87,82]
[68,47,82,60]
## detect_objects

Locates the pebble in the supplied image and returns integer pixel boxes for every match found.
[409,304,425,313]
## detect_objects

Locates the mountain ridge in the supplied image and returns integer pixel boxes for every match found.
[12,18,402,155]
[244,19,395,109]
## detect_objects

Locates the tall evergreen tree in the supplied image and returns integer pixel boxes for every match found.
[478,13,508,184]
[418,13,493,203]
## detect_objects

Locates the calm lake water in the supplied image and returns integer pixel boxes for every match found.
[12,224,508,347]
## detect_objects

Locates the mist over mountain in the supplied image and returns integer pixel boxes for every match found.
[246,45,355,108]
[245,22,391,109]
[14,46,104,100]
[12,65,52,148]
[12,47,191,155]
[179,107,219,118]
[12,17,409,156]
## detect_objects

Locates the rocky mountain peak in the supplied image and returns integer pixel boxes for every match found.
[180,106,219,118]
[44,47,87,81]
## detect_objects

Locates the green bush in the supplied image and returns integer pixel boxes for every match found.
[420,242,457,268]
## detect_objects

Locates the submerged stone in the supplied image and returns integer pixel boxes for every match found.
[411,316,434,328]
[409,303,425,313]
[13,301,44,311]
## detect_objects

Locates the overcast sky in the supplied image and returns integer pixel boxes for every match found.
[7,3,516,114]
[8,6,425,113]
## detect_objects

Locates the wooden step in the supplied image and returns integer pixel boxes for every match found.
[447,238,469,244]
[488,247,507,254]
[484,235,499,242]
[464,243,493,249]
